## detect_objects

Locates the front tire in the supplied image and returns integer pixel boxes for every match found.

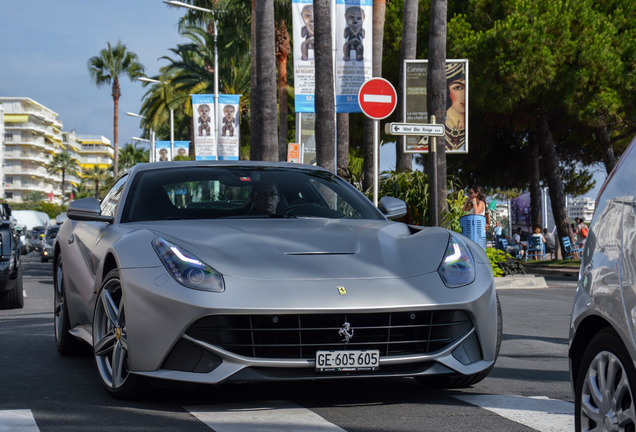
[575,329,636,431]
[93,268,146,399]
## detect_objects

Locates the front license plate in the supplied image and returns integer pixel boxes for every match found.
[315,350,380,372]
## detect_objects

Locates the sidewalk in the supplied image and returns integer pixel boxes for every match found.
[495,262,580,289]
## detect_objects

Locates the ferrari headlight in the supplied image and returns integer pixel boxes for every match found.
[438,234,475,288]
[152,237,225,292]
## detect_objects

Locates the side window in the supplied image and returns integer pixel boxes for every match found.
[100,174,128,217]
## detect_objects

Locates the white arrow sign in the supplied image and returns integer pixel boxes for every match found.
[385,123,445,136]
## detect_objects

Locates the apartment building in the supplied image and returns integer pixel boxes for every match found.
[568,196,595,224]
[1,97,113,204]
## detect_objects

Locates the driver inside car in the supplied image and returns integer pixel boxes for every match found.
[250,181,280,215]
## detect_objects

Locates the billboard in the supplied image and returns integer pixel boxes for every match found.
[403,59,469,154]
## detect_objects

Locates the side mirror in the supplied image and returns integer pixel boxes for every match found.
[67,198,114,223]
[378,196,407,220]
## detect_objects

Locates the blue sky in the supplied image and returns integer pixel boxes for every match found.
[0,1,605,196]
[0,1,184,147]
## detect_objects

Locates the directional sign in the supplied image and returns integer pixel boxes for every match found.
[358,78,397,120]
[385,123,445,136]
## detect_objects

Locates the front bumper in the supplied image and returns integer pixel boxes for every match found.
[122,266,498,384]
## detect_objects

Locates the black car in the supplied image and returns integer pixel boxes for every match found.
[0,203,23,309]
[40,225,59,263]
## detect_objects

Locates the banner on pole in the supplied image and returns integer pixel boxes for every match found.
[334,0,372,113]
[292,0,315,113]
[174,141,190,159]
[155,141,171,162]
[192,94,216,160]
[217,94,240,160]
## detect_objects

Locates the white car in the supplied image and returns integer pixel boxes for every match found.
[54,161,502,399]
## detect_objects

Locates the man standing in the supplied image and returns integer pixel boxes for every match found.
[575,217,588,251]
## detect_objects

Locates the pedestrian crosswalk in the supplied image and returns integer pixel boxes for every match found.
[0,395,574,431]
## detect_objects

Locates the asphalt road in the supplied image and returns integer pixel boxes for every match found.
[0,253,578,432]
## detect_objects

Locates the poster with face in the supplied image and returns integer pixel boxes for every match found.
[403,59,469,154]
[217,94,240,160]
[174,141,189,159]
[334,0,372,113]
[192,94,217,160]
[155,141,171,162]
[292,0,315,113]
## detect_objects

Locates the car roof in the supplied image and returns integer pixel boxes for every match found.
[124,161,328,178]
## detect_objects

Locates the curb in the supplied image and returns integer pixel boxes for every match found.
[495,274,548,289]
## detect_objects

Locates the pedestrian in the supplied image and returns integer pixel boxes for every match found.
[543,228,556,259]
[575,217,589,251]
[510,227,525,259]
[462,185,486,216]
[493,220,502,239]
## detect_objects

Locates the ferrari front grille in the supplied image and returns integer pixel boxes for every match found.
[185,311,473,359]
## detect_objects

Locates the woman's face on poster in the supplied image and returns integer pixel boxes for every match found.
[448,79,466,114]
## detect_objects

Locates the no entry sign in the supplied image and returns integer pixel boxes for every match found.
[358,78,398,120]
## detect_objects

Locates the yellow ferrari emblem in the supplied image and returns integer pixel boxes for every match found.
[337,286,347,295]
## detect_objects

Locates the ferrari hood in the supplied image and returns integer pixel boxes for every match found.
[149,219,450,280]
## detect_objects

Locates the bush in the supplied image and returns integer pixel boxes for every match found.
[486,247,526,277]
[5,201,66,220]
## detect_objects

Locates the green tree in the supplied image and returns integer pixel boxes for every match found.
[84,167,110,200]
[119,143,149,171]
[47,151,80,204]
[88,41,145,177]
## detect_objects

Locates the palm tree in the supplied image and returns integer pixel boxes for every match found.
[84,167,109,200]
[47,151,80,204]
[88,41,145,177]
[119,143,149,171]
[396,0,418,171]
[314,0,335,172]
[252,0,279,161]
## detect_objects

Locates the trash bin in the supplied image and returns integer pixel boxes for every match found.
[459,214,487,251]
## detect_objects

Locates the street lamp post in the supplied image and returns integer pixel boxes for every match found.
[125,112,155,162]
[164,0,219,159]
[136,77,174,158]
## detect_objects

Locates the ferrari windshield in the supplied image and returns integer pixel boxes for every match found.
[121,166,383,222]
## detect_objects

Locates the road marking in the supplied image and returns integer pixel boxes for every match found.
[0,410,39,432]
[363,94,392,103]
[453,394,573,432]
[186,400,346,432]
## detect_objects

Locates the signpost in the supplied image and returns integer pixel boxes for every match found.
[384,123,444,136]
[358,78,397,206]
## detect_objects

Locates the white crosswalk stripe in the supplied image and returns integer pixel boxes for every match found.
[0,396,575,431]
[0,410,39,432]
[452,394,574,432]
[186,400,346,432]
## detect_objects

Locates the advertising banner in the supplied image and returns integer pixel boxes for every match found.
[403,59,469,154]
[334,0,372,113]
[155,141,171,162]
[192,94,216,160]
[292,0,315,113]
[174,141,190,159]
[217,94,240,160]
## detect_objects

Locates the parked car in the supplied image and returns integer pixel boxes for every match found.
[25,226,45,252]
[0,203,23,309]
[54,161,501,399]
[40,225,59,263]
[569,135,636,431]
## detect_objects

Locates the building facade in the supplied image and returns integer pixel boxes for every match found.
[1,97,113,204]
[567,196,595,224]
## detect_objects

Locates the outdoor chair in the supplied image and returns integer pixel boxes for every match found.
[525,235,546,261]
[561,237,583,262]
[499,237,522,259]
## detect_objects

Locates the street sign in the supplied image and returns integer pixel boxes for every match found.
[358,78,397,120]
[385,123,445,136]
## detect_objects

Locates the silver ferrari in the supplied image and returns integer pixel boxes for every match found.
[54,161,501,398]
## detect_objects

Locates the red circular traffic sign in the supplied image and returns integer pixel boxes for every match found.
[358,78,398,120]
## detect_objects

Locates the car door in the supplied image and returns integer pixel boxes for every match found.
[64,174,129,327]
